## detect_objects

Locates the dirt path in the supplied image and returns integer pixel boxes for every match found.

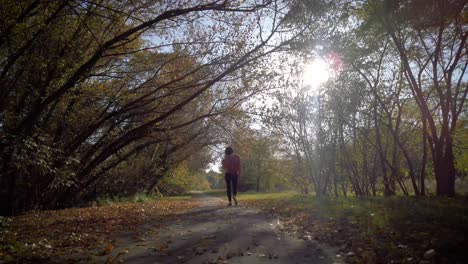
[96,194,340,264]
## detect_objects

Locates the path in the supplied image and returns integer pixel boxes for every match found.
[97,194,340,264]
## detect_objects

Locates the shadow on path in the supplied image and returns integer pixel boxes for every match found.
[97,194,340,264]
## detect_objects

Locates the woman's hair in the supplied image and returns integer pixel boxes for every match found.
[225,147,234,155]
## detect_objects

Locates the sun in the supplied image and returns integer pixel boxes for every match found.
[301,59,331,90]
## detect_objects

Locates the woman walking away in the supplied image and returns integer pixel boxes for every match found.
[222,147,241,206]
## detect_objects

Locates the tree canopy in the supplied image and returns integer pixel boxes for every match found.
[0,0,467,215]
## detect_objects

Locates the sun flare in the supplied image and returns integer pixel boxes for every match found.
[301,59,331,90]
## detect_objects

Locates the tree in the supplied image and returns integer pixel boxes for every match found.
[0,0,305,214]
[377,0,467,195]
[269,0,467,197]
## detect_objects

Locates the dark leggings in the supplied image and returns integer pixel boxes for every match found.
[225,173,238,202]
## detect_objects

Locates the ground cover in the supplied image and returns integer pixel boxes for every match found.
[240,192,468,264]
[0,195,199,263]
[2,191,467,264]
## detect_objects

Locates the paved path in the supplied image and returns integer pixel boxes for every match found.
[100,195,340,264]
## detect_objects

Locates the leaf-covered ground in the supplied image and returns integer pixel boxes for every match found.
[94,195,337,264]
[2,192,467,264]
[2,193,338,264]
[239,192,468,264]
[0,197,200,263]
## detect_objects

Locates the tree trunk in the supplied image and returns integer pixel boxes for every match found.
[419,117,427,196]
[373,102,393,196]
[433,141,456,196]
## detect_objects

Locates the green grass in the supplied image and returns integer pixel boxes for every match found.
[237,191,297,201]
[193,189,226,197]
[236,192,467,228]
[94,192,191,206]
[239,192,468,263]
[201,189,296,199]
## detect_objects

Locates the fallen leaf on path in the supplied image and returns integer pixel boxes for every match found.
[154,242,169,251]
[1,199,200,262]
[99,243,113,255]
[134,236,146,242]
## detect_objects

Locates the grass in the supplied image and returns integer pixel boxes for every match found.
[237,191,297,201]
[94,192,191,206]
[239,191,468,264]
[201,189,296,199]
[192,189,226,197]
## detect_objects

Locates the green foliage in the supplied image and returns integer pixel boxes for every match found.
[95,193,151,206]
[230,129,292,192]
[454,120,468,176]
[189,172,212,191]
[157,161,213,195]
[206,171,224,189]
[158,163,192,195]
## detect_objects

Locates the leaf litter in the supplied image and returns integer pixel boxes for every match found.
[0,199,200,262]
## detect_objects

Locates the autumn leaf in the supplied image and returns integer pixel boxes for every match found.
[1,198,200,262]
[104,243,114,254]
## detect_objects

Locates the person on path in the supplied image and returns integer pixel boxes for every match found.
[221,147,241,206]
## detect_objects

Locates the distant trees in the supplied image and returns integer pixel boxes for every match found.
[227,127,291,192]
